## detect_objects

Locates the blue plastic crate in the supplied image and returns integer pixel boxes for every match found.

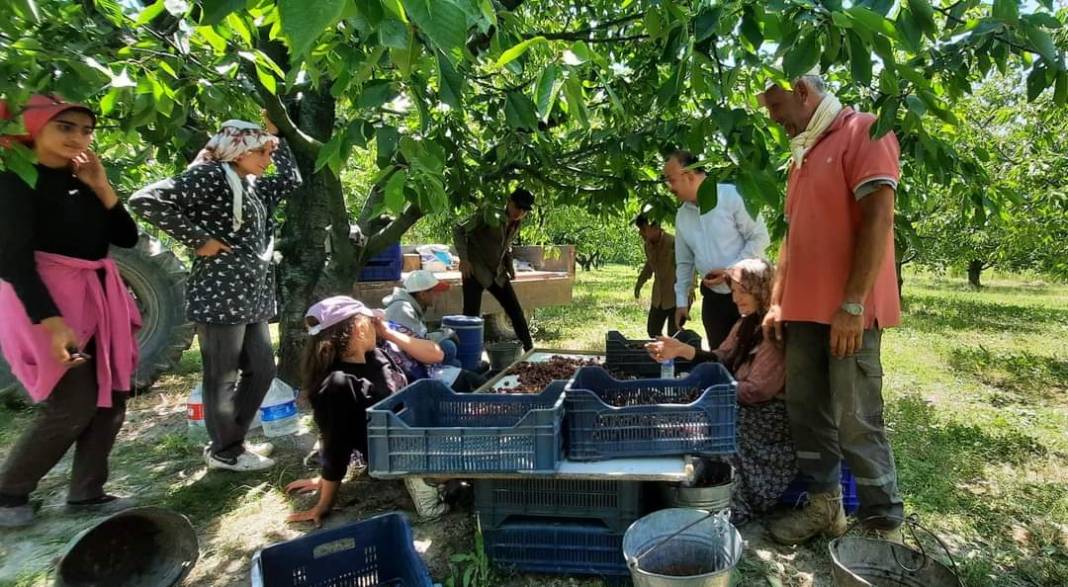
[482,518,630,581]
[564,363,737,461]
[474,478,644,532]
[252,512,432,587]
[779,461,860,515]
[604,331,694,378]
[359,243,403,282]
[367,380,565,476]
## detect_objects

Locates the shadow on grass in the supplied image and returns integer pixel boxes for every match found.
[889,395,1068,585]
[947,346,1068,401]
[901,293,1068,335]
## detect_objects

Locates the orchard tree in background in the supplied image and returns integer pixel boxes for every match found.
[1,0,1066,380]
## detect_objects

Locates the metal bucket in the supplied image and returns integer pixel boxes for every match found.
[55,506,198,587]
[830,516,963,587]
[623,508,743,587]
[664,461,733,513]
[487,340,523,371]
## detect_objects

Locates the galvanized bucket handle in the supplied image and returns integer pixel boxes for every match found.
[629,509,726,567]
[846,514,963,587]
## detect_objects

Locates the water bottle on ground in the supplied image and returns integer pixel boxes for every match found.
[660,358,675,379]
[186,384,208,440]
[259,378,299,438]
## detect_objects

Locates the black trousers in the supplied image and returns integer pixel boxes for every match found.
[646,306,679,339]
[701,286,740,350]
[0,349,126,505]
[462,277,533,351]
[197,322,276,459]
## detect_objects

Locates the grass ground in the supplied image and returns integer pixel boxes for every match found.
[0,265,1065,586]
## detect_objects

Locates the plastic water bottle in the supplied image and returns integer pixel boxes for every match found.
[186,384,208,439]
[259,378,299,437]
[660,358,675,380]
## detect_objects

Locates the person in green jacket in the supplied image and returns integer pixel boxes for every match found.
[452,189,535,351]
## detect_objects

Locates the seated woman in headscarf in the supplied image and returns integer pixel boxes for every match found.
[646,258,797,524]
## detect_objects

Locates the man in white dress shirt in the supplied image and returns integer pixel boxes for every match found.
[663,150,770,349]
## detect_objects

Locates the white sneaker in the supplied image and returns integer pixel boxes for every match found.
[245,441,275,458]
[205,450,275,472]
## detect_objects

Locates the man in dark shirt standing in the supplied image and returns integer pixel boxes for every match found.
[633,215,681,338]
[452,189,535,351]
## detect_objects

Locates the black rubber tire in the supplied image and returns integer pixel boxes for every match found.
[0,234,195,399]
[111,235,195,394]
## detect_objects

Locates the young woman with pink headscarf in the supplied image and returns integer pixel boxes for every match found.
[0,94,140,527]
[131,117,302,473]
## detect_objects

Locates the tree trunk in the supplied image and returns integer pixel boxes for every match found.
[967,259,983,289]
[275,90,357,384]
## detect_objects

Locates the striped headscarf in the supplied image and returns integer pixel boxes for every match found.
[191,120,278,231]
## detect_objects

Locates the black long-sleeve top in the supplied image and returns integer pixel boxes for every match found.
[0,166,139,323]
[129,142,302,325]
[310,350,408,482]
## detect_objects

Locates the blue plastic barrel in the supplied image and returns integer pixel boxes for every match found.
[442,315,484,371]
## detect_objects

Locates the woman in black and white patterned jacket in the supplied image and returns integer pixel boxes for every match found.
[131,117,302,472]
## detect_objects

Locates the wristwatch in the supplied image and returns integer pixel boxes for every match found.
[841,302,864,316]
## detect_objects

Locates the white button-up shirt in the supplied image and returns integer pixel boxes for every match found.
[674,182,770,306]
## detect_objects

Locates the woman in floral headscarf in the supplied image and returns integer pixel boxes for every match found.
[647,258,797,524]
[131,117,302,472]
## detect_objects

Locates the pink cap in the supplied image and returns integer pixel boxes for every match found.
[1,94,95,145]
[304,296,384,335]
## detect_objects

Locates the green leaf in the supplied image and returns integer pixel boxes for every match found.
[357,80,398,109]
[534,64,561,121]
[2,143,38,187]
[1023,13,1062,29]
[896,9,923,51]
[906,0,936,36]
[384,171,408,213]
[992,0,1018,23]
[783,31,820,79]
[494,36,546,69]
[376,126,400,167]
[740,7,763,51]
[202,0,246,26]
[378,18,410,48]
[905,94,926,117]
[402,0,468,61]
[563,76,589,128]
[1055,70,1068,106]
[504,91,538,131]
[697,178,718,214]
[872,97,899,138]
[1027,63,1049,101]
[847,31,872,87]
[1024,24,1059,63]
[437,51,464,109]
[878,67,899,95]
[134,1,166,26]
[11,0,40,23]
[279,0,346,57]
[846,6,896,38]
[694,8,719,43]
[356,0,385,26]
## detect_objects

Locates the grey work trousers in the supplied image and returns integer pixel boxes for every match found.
[784,322,904,529]
[198,322,275,459]
[0,355,127,505]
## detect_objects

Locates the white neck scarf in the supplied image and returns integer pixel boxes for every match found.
[190,120,278,232]
[789,94,843,169]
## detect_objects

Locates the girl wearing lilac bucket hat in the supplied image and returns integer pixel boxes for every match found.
[283,296,445,526]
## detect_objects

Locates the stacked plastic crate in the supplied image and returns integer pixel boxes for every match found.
[365,362,739,584]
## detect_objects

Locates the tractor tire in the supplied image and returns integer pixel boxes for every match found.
[0,234,195,401]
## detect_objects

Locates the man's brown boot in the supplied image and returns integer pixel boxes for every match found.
[769,487,848,545]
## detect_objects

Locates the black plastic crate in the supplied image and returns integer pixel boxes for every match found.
[565,363,737,461]
[482,518,630,582]
[252,512,432,587]
[474,478,644,532]
[604,331,694,378]
[367,380,565,476]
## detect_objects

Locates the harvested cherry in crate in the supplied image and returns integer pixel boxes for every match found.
[496,356,602,393]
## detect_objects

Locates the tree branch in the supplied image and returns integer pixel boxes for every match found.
[239,60,321,156]
[527,12,644,39]
[366,204,423,254]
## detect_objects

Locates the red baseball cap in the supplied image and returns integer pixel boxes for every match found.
[0,94,95,144]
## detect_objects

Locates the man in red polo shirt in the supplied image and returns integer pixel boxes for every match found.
[759,74,904,544]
